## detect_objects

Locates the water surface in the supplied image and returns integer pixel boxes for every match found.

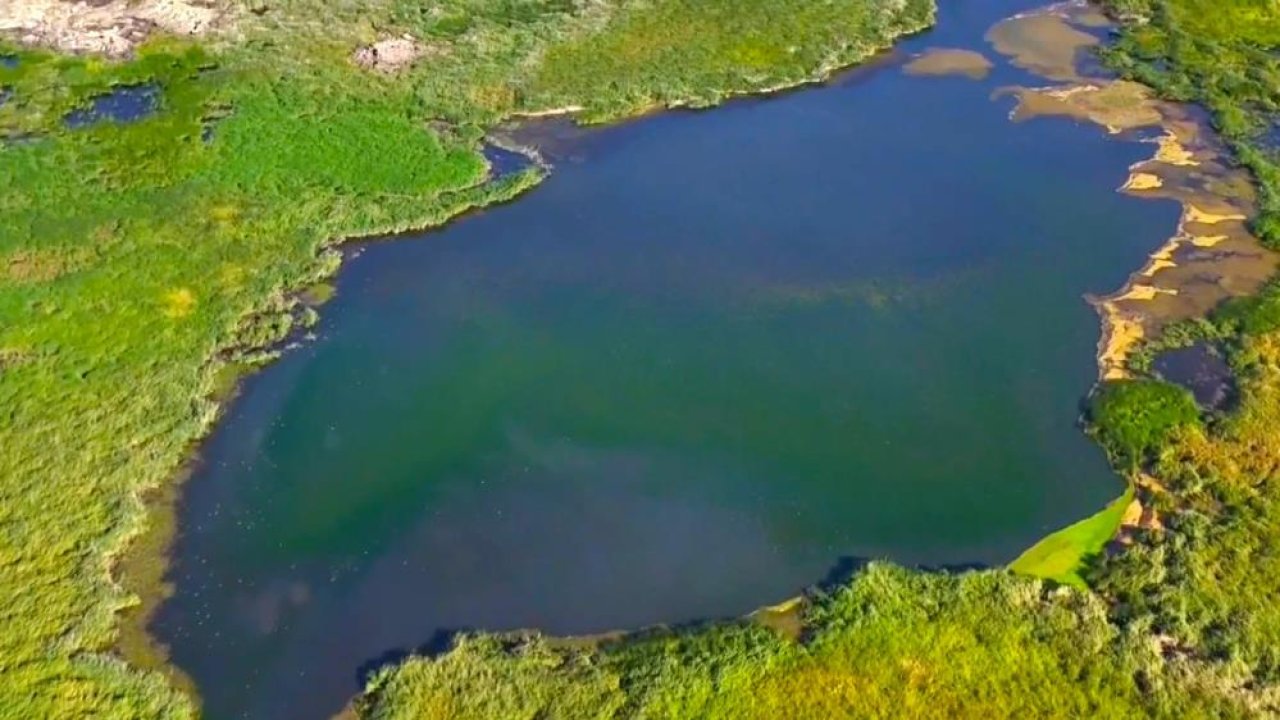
[155,2,1181,717]
[64,83,159,128]
[1155,343,1234,410]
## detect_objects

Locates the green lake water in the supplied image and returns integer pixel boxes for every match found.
[154,2,1182,717]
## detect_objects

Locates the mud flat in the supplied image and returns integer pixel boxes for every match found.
[989,1,1280,380]
[903,47,993,79]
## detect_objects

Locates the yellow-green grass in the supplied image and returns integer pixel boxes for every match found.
[361,565,1245,720]
[1009,485,1135,588]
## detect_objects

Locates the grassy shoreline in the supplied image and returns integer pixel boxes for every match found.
[0,1,937,716]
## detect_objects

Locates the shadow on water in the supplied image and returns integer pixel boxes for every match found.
[64,83,160,128]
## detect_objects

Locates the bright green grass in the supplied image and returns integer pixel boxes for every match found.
[1009,485,1135,588]
[0,1,935,717]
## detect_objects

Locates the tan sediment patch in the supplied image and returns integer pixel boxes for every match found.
[986,11,1100,82]
[999,81,1164,133]
[1185,205,1246,225]
[1120,499,1143,527]
[751,596,806,640]
[903,48,994,80]
[1123,172,1163,191]
[1095,311,1145,380]
[1154,131,1198,166]
[0,0,229,57]
[1190,235,1227,248]
[991,4,1280,380]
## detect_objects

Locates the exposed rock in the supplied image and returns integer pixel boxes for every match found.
[0,0,226,56]
[352,35,426,74]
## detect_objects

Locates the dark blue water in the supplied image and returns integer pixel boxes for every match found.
[65,83,160,128]
[154,2,1181,718]
[482,142,537,179]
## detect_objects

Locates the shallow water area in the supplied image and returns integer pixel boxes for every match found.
[154,2,1184,718]
[64,82,160,128]
[481,142,537,180]
[1154,343,1234,410]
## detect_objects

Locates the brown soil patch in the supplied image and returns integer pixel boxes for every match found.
[990,5,1280,380]
[1000,81,1164,133]
[0,0,228,56]
[986,11,1100,82]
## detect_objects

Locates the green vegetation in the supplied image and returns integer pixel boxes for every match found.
[1088,379,1201,468]
[1091,0,1280,699]
[1009,485,1135,589]
[0,0,935,717]
[362,565,1249,719]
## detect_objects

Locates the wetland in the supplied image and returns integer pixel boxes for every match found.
[6,0,1280,717]
[149,2,1235,717]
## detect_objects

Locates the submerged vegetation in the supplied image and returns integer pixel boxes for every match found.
[0,0,936,717]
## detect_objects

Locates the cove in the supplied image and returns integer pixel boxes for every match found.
[153,2,1182,718]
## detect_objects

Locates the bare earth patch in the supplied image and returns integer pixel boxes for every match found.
[0,0,227,56]
[352,35,429,74]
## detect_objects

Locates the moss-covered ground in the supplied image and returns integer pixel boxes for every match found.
[0,0,937,717]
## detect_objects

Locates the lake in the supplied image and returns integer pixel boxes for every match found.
[152,1,1180,717]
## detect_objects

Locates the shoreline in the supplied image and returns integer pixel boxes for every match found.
[97,1,1278,716]
[106,12,941,711]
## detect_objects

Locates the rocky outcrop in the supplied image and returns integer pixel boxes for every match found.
[0,0,226,56]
